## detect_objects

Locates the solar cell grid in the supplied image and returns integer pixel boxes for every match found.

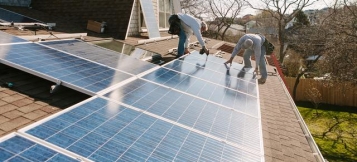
[104,79,261,150]
[141,69,259,114]
[40,40,158,75]
[22,97,262,161]
[0,134,81,162]
[0,43,133,94]
[181,51,257,83]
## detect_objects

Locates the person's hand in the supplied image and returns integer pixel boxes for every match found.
[224,57,233,65]
[254,67,259,74]
[184,48,190,54]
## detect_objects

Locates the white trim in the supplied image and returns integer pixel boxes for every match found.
[173,0,182,13]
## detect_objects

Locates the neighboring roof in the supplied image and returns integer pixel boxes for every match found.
[0,6,322,162]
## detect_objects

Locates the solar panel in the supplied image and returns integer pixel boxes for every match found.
[40,39,158,75]
[0,133,82,162]
[0,31,29,44]
[182,52,257,83]
[141,69,258,116]
[139,0,161,38]
[0,7,41,23]
[21,97,262,161]
[157,60,257,96]
[0,43,133,94]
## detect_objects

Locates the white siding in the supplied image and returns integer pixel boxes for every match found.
[127,0,140,36]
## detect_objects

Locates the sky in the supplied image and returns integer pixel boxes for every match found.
[238,0,337,16]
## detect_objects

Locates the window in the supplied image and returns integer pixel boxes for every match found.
[159,0,172,28]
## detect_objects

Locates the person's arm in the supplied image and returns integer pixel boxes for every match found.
[192,27,205,47]
[253,44,261,72]
[224,39,244,65]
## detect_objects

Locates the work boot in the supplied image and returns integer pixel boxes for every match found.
[258,78,266,84]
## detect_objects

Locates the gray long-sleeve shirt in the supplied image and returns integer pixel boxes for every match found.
[231,34,265,68]
[177,13,205,48]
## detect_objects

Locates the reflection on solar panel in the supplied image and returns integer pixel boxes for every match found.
[40,39,158,75]
[0,43,133,94]
[22,97,262,161]
[139,0,161,38]
[0,133,81,162]
[0,31,28,44]
[0,7,40,23]
[183,52,257,83]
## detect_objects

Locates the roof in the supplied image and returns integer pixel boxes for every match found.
[0,5,322,162]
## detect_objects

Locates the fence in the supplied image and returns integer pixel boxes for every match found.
[284,77,357,107]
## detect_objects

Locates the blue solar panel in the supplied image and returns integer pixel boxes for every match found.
[0,43,133,94]
[159,60,257,96]
[0,134,80,162]
[181,51,257,83]
[139,0,161,38]
[40,39,158,75]
[141,68,258,109]
[0,8,40,23]
[0,31,29,44]
[23,97,262,161]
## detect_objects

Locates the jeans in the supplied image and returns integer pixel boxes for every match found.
[243,45,267,79]
[177,25,186,58]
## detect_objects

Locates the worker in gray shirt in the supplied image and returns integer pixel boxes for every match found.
[176,13,209,58]
[224,33,267,84]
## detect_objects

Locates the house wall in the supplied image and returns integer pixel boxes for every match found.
[30,0,134,40]
[127,0,160,37]
[128,0,140,37]
[0,0,31,7]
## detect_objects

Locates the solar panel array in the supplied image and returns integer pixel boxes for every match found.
[0,31,263,161]
[0,7,41,23]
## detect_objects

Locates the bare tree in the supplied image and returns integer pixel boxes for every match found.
[317,0,357,84]
[207,0,244,40]
[245,0,319,63]
[180,0,207,19]
[305,83,322,116]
